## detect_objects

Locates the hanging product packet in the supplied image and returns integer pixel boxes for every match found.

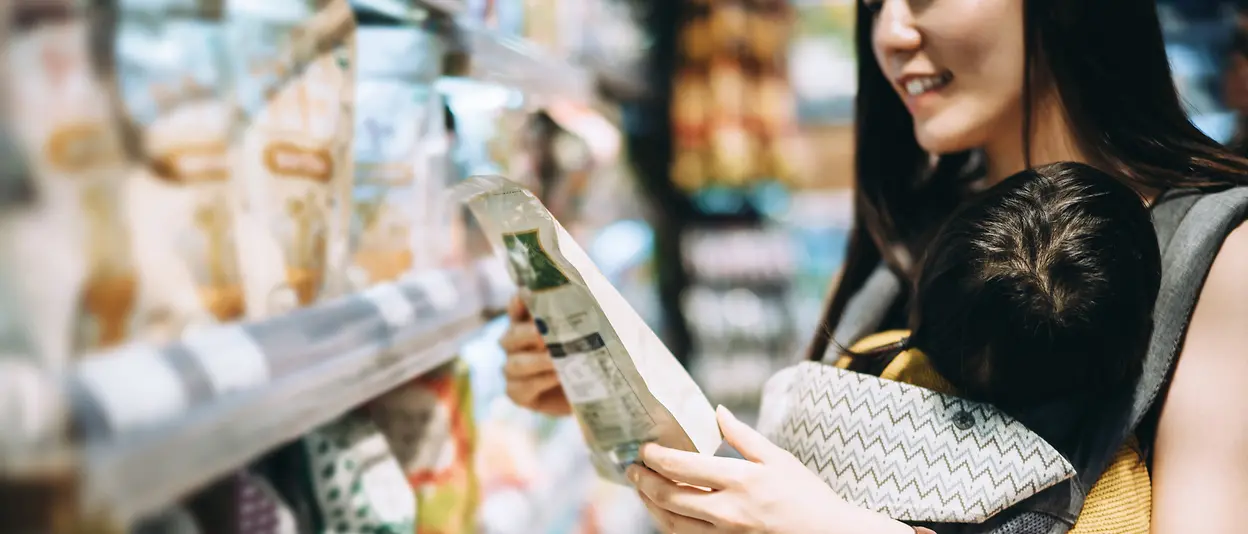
[454,175,722,484]
[347,25,443,289]
[113,0,249,343]
[1,0,138,369]
[227,0,356,318]
[223,3,415,531]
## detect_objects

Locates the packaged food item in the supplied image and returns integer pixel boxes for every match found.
[227,0,356,318]
[235,471,299,534]
[114,0,248,343]
[369,360,479,534]
[455,176,721,484]
[348,26,443,288]
[302,412,418,533]
[2,0,137,368]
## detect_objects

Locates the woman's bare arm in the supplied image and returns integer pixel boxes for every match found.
[1151,222,1248,533]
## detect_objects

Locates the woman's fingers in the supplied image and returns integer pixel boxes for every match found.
[499,321,545,353]
[532,387,573,415]
[507,295,531,322]
[502,350,556,380]
[637,490,717,534]
[629,464,727,524]
[504,371,562,408]
[639,443,745,490]
[716,405,787,464]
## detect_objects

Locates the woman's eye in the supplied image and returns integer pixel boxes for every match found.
[863,0,884,15]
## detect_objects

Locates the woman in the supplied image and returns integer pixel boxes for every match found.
[499,0,1248,532]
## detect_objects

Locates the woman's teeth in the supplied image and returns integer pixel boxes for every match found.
[904,73,952,96]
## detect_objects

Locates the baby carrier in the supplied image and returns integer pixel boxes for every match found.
[759,186,1248,533]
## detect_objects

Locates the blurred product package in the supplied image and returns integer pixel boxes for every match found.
[348,25,447,289]
[226,0,356,319]
[2,0,139,369]
[114,0,246,343]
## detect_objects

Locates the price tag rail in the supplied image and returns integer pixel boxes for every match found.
[0,261,515,531]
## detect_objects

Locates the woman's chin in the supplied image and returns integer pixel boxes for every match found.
[912,122,980,156]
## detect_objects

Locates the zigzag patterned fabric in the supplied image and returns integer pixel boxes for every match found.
[769,362,1076,524]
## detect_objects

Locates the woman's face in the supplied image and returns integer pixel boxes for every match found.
[869,0,1028,155]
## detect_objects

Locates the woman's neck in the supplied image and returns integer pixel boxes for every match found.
[981,96,1087,186]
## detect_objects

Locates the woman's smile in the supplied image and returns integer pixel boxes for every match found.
[896,71,954,114]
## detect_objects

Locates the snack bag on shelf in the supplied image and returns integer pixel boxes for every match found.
[133,506,204,534]
[1,0,139,369]
[114,0,249,344]
[369,359,480,534]
[301,412,418,534]
[235,471,300,534]
[425,97,464,270]
[348,26,443,289]
[455,175,722,485]
[226,0,356,318]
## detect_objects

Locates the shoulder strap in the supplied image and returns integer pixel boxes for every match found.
[823,264,903,362]
[1131,186,1248,435]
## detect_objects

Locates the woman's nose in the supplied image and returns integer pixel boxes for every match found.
[873,0,923,56]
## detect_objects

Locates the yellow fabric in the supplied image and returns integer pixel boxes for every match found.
[839,330,1150,533]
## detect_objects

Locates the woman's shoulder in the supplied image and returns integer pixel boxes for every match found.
[1161,219,1248,429]
[1150,220,1248,532]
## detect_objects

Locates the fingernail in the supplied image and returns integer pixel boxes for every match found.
[626,465,640,483]
[717,404,736,421]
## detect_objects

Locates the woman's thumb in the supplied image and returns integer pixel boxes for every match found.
[717,405,782,463]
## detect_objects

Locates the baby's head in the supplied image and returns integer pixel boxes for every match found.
[909,162,1161,409]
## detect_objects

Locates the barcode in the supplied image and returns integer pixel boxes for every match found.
[548,333,606,358]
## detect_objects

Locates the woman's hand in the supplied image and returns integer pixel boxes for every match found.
[499,296,572,416]
[630,406,913,534]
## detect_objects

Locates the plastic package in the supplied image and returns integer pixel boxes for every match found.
[2,0,137,368]
[115,0,247,343]
[227,0,356,318]
[456,175,721,484]
[348,26,444,288]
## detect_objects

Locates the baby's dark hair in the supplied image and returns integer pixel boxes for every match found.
[906,162,1161,409]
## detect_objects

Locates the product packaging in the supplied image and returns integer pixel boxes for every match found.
[301,412,418,533]
[348,26,443,288]
[455,175,721,484]
[114,0,248,343]
[369,359,480,534]
[227,0,356,318]
[2,0,138,369]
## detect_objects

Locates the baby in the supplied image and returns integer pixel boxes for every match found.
[756,162,1162,530]
[849,161,1162,412]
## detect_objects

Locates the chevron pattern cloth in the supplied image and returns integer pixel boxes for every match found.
[769,362,1076,524]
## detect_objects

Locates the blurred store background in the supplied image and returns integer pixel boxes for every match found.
[0,0,1244,533]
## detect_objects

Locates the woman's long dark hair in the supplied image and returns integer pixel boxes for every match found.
[808,0,1248,361]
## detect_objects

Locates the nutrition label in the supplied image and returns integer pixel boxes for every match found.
[548,332,655,447]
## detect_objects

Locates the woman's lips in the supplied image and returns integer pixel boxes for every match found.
[898,72,953,113]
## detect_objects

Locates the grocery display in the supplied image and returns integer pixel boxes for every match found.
[670,0,804,191]
[0,0,654,532]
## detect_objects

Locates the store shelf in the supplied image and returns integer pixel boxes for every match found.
[350,0,431,22]
[452,22,596,105]
[419,0,466,15]
[350,0,469,21]
[14,262,515,527]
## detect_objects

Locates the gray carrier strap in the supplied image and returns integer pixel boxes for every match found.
[823,265,903,362]
[1130,187,1248,434]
